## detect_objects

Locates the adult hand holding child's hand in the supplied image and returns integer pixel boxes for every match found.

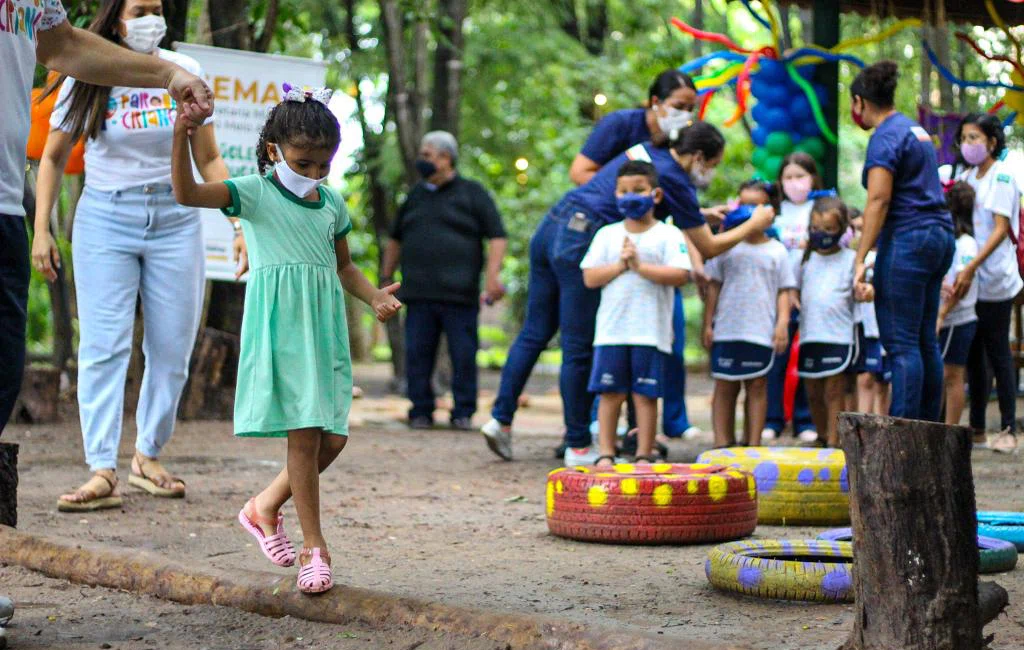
[372,282,403,322]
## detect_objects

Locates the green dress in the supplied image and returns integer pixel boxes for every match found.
[222,174,353,437]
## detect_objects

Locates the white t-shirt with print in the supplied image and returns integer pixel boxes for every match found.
[0,0,66,215]
[581,220,691,354]
[797,248,856,345]
[854,249,880,338]
[961,160,1023,302]
[942,234,980,328]
[775,199,813,274]
[705,239,796,348]
[50,48,210,192]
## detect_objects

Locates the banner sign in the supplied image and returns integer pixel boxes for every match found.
[174,43,327,281]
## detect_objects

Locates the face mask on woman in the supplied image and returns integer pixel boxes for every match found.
[960,141,989,166]
[656,106,693,136]
[782,176,812,204]
[122,14,167,53]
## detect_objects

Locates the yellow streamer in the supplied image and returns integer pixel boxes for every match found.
[986,0,1022,62]
[696,62,745,89]
[760,0,782,53]
[832,18,922,53]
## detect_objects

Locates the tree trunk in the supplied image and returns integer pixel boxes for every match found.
[177,328,239,420]
[0,442,17,528]
[554,0,581,43]
[380,0,420,182]
[208,0,252,50]
[430,0,467,137]
[934,2,954,113]
[163,0,191,47]
[838,413,1005,650]
[691,2,703,58]
[779,5,793,51]
[12,367,61,424]
[253,0,280,53]
[582,0,607,56]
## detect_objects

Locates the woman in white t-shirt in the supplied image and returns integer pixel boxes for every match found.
[950,114,1022,453]
[30,0,234,510]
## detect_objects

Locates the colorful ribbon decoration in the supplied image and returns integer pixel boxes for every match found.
[781,47,866,68]
[783,62,837,145]
[986,0,1022,62]
[740,0,773,31]
[670,17,764,56]
[724,50,765,127]
[954,32,1024,79]
[697,89,716,121]
[922,39,1024,93]
[678,51,748,74]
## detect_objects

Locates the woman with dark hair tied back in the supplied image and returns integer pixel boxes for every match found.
[30,0,232,512]
[850,61,955,422]
[485,122,774,465]
[949,113,1022,452]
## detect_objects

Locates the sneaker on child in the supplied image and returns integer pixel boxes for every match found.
[564,446,602,467]
[481,419,513,461]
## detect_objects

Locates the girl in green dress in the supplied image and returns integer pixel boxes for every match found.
[171,86,402,594]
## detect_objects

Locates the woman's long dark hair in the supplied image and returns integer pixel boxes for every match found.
[667,121,725,162]
[39,0,129,141]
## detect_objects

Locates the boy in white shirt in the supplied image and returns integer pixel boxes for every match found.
[580,161,691,467]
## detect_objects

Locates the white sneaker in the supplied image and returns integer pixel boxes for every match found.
[761,427,778,441]
[481,419,512,461]
[564,445,602,467]
[798,429,819,443]
[682,426,704,440]
[991,428,1019,455]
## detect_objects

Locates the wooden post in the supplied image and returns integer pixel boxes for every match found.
[0,442,17,528]
[812,0,840,190]
[839,413,1007,650]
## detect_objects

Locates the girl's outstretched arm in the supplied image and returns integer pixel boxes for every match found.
[172,104,232,209]
[335,237,403,322]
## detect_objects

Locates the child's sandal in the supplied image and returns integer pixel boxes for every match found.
[297,547,333,594]
[593,455,617,467]
[238,498,296,567]
[634,455,659,464]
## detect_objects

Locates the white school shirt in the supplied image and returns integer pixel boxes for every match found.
[50,48,212,192]
[775,199,813,274]
[943,234,980,328]
[797,248,856,345]
[960,160,1023,303]
[854,249,880,338]
[705,239,796,347]
[0,1,67,215]
[580,220,691,354]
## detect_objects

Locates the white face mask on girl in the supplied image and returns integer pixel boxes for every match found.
[657,106,693,137]
[274,145,327,198]
[122,15,167,53]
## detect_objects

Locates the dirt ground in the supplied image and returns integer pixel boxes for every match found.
[2,363,1024,650]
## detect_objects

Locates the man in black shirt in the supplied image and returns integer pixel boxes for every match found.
[382,131,507,430]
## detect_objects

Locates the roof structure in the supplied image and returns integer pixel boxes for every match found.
[771,0,1024,27]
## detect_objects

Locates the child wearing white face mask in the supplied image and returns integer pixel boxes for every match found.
[171,86,404,595]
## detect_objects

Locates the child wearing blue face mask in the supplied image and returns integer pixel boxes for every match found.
[703,180,793,448]
[171,86,403,594]
[797,194,859,448]
[580,161,692,467]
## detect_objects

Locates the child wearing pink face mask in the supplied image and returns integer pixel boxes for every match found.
[762,152,823,442]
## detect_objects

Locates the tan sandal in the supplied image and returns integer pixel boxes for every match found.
[57,472,123,512]
[128,453,186,498]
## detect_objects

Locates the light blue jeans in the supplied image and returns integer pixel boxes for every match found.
[73,184,204,471]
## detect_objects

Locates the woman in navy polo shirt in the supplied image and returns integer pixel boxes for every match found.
[851,61,954,421]
[484,122,774,464]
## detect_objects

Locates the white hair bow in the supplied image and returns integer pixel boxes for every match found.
[281,83,334,106]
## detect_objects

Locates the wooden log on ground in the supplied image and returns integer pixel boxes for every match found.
[11,366,60,424]
[839,413,1006,650]
[177,327,240,420]
[0,442,18,528]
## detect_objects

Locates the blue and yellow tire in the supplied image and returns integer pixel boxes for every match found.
[697,447,848,526]
[546,463,758,544]
[976,511,1024,551]
[705,539,854,603]
[818,527,1018,574]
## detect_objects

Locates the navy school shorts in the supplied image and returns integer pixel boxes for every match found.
[710,340,775,381]
[588,345,667,398]
[851,323,883,375]
[939,321,977,367]
[798,340,856,379]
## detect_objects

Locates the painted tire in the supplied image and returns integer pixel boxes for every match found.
[705,539,854,603]
[696,447,848,526]
[546,463,758,544]
[818,527,1018,574]
[977,511,1024,551]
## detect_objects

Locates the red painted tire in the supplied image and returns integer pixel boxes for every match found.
[546,463,758,544]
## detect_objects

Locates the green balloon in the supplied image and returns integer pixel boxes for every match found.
[752,147,769,170]
[795,136,826,160]
[765,131,794,156]
[759,154,784,180]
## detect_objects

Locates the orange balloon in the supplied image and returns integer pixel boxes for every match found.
[27,84,86,175]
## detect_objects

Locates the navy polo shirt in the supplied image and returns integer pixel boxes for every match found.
[579,109,652,166]
[565,143,704,229]
[862,112,952,233]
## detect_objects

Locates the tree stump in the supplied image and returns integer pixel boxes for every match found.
[11,366,60,424]
[177,327,240,420]
[0,442,17,528]
[839,413,1006,650]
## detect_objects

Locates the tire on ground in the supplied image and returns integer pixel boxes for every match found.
[817,527,1018,575]
[977,511,1024,551]
[705,539,854,603]
[546,463,757,544]
[697,447,848,525]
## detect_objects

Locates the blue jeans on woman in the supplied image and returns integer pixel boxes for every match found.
[491,198,601,448]
[662,288,693,436]
[874,224,955,421]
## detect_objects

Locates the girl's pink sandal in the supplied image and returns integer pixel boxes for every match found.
[297,548,333,594]
[238,498,296,567]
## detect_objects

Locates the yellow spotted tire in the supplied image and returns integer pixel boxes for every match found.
[546,463,758,544]
[696,447,849,526]
[705,539,854,603]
